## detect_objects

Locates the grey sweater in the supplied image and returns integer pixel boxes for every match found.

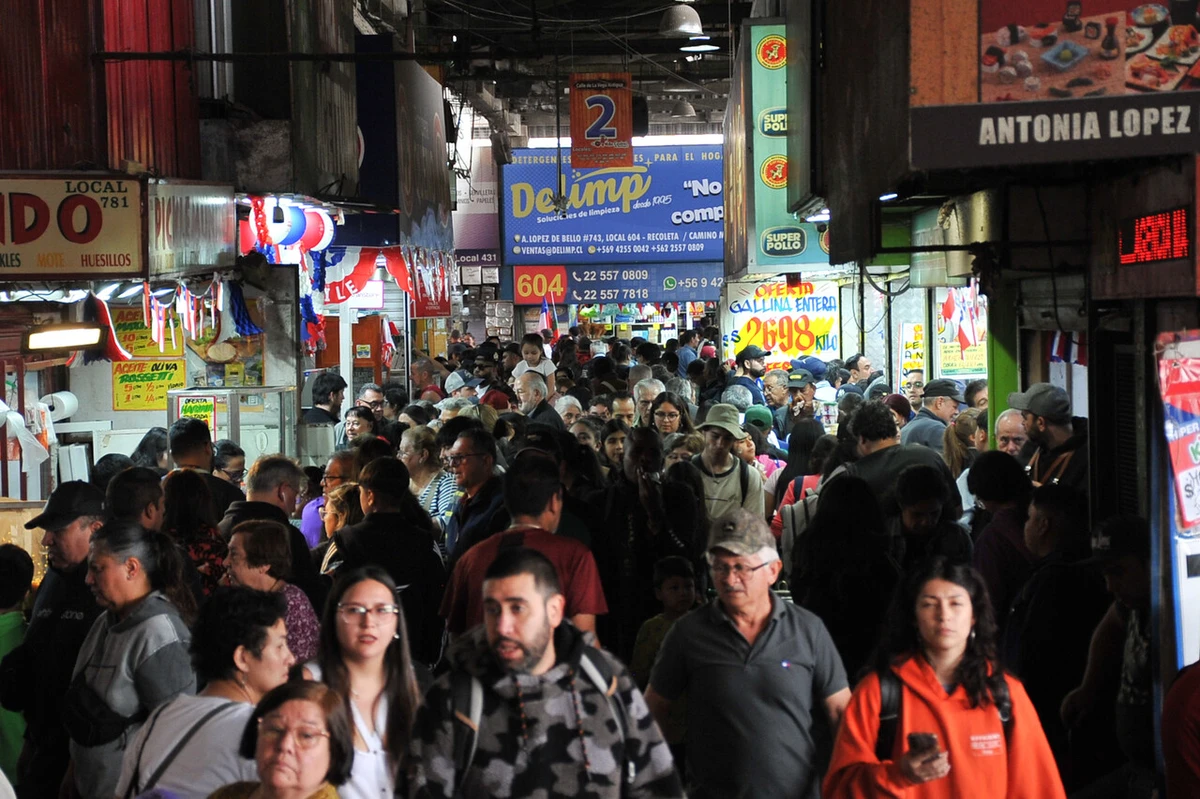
[68,591,195,799]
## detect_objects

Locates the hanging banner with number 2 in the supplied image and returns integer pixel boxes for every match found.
[570,73,633,169]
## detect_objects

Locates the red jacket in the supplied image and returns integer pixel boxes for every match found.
[823,656,1065,799]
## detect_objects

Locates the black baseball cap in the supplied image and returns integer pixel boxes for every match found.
[923,378,966,403]
[788,369,816,389]
[25,481,105,531]
[1083,515,1150,566]
[735,345,771,364]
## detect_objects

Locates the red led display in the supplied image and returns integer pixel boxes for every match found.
[1118,206,1190,266]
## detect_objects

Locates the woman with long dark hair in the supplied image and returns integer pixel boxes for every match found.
[131,426,170,474]
[162,468,228,596]
[598,418,631,473]
[65,521,196,799]
[823,558,1065,798]
[647,391,695,437]
[303,567,422,799]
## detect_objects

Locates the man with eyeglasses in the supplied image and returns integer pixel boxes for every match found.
[299,451,356,549]
[328,458,446,665]
[646,509,851,799]
[903,368,926,410]
[444,429,509,561]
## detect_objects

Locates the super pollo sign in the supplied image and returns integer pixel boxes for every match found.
[0,176,144,277]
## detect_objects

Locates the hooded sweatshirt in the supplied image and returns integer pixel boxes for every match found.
[823,655,1065,799]
[408,623,684,799]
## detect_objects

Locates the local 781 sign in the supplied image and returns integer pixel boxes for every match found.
[0,175,145,277]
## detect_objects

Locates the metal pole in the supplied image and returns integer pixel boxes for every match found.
[340,307,354,396]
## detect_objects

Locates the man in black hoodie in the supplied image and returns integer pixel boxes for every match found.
[218,455,320,608]
[0,482,104,798]
[333,457,446,666]
[1008,382,1089,496]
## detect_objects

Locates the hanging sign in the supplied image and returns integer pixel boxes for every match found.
[148,181,236,279]
[0,176,144,277]
[412,252,452,317]
[501,145,724,265]
[936,285,989,378]
[1158,344,1200,528]
[112,360,186,411]
[177,394,218,433]
[899,322,927,377]
[112,307,183,358]
[721,279,840,367]
[570,72,634,169]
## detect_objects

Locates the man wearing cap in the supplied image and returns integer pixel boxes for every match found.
[646,509,851,799]
[730,345,770,406]
[900,378,964,455]
[516,373,565,430]
[1008,382,1089,494]
[1061,515,1153,798]
[473,346,516,411]
[776,368,823,440]
[693,403,764,518]
[0,483,105,798]
[444,369,483,400]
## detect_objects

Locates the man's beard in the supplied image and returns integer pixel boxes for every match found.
[492,621,551,673]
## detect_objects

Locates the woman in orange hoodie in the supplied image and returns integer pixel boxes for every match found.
[823,558,1065,798]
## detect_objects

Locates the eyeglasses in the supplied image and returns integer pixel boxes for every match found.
[257,719,330,750]
[218,468,246,482]
[365,400,385,409]
[654,411,680,421]
[710,561,772,579]
[318,505,341,519]
[321,473,348,483]
[442,452,486,468]
[337,603,401,621]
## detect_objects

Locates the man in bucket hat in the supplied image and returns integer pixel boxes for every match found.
[646,509,850,799]
[0,482,105,798]
[694,403,764,518]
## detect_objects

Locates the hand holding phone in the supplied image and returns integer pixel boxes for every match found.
[899,732,950,784]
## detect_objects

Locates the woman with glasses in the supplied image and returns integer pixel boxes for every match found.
[118,588,294,799]
[162,468,228,597]
[213,440,247,486]
[301,568,422,799]
[648,391,695,437]
[207,681,354,799]
[224,520,321,662]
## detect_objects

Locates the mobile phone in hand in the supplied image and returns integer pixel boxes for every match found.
[907,732,938,753]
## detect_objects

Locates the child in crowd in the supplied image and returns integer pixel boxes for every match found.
[0,544,34,786]
[630,556,696,770]
[512,333,557,397]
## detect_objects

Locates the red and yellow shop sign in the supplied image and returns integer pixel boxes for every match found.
[0,176,144,277]
[569,73,633,169]
[513,265,568,304]
[112,307,183,358]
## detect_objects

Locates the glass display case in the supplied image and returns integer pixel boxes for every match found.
[167,386,297,467]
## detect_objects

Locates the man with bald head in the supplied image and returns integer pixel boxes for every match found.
[994,408,1028,458]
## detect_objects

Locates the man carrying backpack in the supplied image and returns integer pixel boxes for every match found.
[692,403,764,519]
[408,547,684,799]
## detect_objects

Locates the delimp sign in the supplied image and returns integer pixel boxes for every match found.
[0,175,144,277]
[500,145,725,265]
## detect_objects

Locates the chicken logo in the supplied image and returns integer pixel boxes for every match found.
[756,34,787,70]
[760,155,788,190]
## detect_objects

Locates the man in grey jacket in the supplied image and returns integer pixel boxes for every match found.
[899,378,964,455]
[409,547,682,798]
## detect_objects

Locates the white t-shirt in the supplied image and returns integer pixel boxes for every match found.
[304,662,394,799]
[116,695,256,799]
[512,358,556,380]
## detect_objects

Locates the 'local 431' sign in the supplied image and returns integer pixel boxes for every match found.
[501,145,725,265]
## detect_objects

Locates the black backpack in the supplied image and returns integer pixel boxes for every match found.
[874,669,1013,760]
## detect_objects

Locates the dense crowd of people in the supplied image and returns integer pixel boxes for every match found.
[0,325,1184,798]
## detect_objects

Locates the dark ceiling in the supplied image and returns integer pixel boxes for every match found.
[412,0,754,135]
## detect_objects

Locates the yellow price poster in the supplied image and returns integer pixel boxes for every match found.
[177,395,218,432]
[113,360,186,411]
[112,307,183,358]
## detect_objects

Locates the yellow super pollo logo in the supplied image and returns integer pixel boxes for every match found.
[509,167,653,218]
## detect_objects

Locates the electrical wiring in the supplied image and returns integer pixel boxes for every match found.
[436,0,674,27]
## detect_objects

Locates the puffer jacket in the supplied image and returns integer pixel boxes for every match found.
[408,623,684,798]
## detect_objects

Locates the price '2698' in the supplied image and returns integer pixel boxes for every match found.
[741,315,816,354]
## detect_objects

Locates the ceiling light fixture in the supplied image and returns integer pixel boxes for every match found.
[680,37,720,53]
[664,76,693,93]
[670,99,697,118]
[117,284,144,299]
[659,4,704,37]
[879,193,899,201]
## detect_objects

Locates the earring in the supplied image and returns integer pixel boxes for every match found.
[969,628,976,642]
[393,632,401,640]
